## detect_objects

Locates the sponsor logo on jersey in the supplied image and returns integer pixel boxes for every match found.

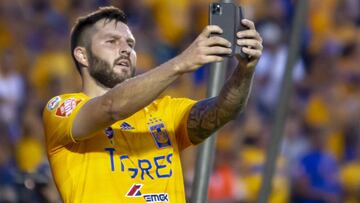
[47,96,61,111]
[143,193,169,202]
[148,118,171,149]
[104,127,114,145]
[126,184,169,202]
[120,122,135,130]
[126,184,143,197]
[55,98,81,117]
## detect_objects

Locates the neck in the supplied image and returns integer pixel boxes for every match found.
[81,69,109,98]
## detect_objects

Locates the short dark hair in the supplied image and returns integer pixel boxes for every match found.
[70,6,127,74]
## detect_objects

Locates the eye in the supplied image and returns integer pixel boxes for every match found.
[106,39,116,44]
[128,42,135,48]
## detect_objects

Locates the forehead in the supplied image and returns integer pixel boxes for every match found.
[92,19,134,40]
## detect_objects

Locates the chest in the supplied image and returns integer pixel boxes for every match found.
[84,114,176,157]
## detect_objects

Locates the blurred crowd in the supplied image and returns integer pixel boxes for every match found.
[0,0,359,202]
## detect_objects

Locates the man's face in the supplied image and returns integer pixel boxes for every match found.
[88,19,137,88]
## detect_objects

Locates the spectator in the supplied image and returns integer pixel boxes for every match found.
[292,125,341,203]
[340,145,360,203]
[0,136,17,203]
[0,49,25,142]
[254,20,305,118]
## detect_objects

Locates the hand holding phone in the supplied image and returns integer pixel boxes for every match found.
[209,2,247,58]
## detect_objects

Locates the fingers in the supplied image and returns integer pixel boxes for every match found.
[237,19,262,41]
[203,46,232,55]
[237,37,263,59]
[242,47,261,58]
[201,55,224,63]
[237,39,263,50]
[200,36,231,47]
[199,25,223,38]
[241,19,255,30]
[236,19,263,59]
[237,30,262,41]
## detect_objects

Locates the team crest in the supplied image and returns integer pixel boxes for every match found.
[55,98,82,117]
[47,96,61,111]
[148,118,171,149]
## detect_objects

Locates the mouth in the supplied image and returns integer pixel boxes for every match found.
[115,59,130,68]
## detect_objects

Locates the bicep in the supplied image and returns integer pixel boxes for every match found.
[71,96,114,141]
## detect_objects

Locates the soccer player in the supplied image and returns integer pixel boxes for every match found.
[43,6,263,203]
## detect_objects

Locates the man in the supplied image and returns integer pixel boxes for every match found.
[43,6,263,203]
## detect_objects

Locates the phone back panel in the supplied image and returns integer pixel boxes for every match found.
[209,3,246,57]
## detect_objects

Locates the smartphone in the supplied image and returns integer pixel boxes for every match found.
[209,2,246,58]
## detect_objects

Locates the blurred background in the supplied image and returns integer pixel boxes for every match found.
[0,0,359,202]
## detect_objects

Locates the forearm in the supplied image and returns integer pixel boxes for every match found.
[104,58,182,120]
[188,64,254,144]
[72,58,182,140]
[217,63,254,115]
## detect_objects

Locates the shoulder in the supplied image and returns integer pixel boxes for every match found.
[154,95,196,105]
[152,96,197,121]
[152,95,197,110]
[42,93,90,150]
[43,92,89,117]
[153,95,173,105]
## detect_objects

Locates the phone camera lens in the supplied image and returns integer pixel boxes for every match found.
[212,4,222,15]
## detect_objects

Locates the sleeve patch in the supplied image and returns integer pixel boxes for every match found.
[55,98,82,117]
[47,96,61,111]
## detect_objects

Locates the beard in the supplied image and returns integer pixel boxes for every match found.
[87,50,135,88]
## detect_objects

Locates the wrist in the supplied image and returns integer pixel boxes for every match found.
[243,68,256,79]
[237,57,258,77]
[171,56,188,75]
[237,63,255,79]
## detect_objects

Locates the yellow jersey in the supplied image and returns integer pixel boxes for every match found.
[43,93,196,203]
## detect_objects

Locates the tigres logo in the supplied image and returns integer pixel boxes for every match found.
[148,118,171,148]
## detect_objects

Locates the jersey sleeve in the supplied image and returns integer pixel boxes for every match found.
[42,94,89,154]
[168,97,197,151]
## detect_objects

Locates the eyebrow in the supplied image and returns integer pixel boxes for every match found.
[102,33,136,44]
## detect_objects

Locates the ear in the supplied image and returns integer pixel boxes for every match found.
[74,47,89,67]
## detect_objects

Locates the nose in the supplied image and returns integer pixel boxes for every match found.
[120,48,130,56]
[118,41,131,56]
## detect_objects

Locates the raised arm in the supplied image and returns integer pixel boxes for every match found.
[72,26,233,141]
[188,19,263,144]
